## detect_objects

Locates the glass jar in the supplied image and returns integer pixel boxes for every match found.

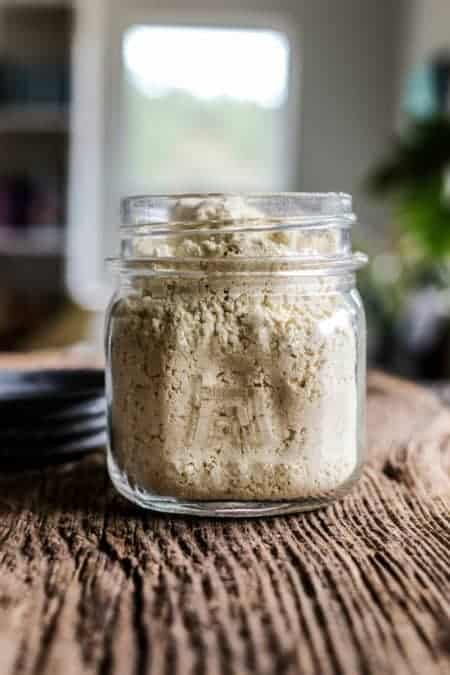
[105,193,367,516]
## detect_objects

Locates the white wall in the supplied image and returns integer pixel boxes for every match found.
[68,0,402,308]
[392,0,450,131]
[399,0,450,78]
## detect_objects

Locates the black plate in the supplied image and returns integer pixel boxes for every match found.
[0,395,106,423]
[0,369,104,402]
[0,431,106,470]
[0,429,107,462]
[0,371,105,421]
[0,414,106,442]
[43,396,106,422]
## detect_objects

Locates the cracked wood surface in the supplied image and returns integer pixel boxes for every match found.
[0,366,449,675]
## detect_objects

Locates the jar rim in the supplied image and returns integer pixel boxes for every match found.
[121,192,356,229]
[114,192,367,270]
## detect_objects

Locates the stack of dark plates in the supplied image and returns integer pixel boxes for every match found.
[0,369,106,468]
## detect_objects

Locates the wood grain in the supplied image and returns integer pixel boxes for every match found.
[0,368,449,675]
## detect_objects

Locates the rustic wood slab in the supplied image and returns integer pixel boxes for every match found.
[0,362,448,675]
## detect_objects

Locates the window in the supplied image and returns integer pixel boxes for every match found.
[122,25,290,193]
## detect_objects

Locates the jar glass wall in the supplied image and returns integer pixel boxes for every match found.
[105,193,367,516]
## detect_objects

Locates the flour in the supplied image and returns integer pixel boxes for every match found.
[109,196,359,500]
[134,196,341,259]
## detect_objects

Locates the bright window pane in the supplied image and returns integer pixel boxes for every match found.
[122,25,290,193]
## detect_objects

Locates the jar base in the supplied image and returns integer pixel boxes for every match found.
[107,453,360,518]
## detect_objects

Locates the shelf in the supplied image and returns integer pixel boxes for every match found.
[0,1,72,8]
[0,250,64,292]
[0,225,64,256]
[0,105,68,133]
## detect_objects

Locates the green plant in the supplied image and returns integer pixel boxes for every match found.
[367,115,450,260]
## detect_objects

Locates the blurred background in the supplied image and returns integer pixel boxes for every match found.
[0,0,449,380]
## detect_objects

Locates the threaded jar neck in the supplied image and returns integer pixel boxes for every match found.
[109,193,367,274]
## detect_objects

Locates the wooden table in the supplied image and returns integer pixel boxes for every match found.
[0,365,449,675]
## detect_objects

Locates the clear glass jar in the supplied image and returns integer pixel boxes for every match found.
[105,193,367,516]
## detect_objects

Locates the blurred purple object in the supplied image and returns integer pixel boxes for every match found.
[0,175,63,230]
[28,176,62,226]
[0,177,12,226]
[0,176,30,227]
[12,176,33,227]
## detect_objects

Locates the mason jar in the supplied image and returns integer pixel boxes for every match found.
[105,193,367,516]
